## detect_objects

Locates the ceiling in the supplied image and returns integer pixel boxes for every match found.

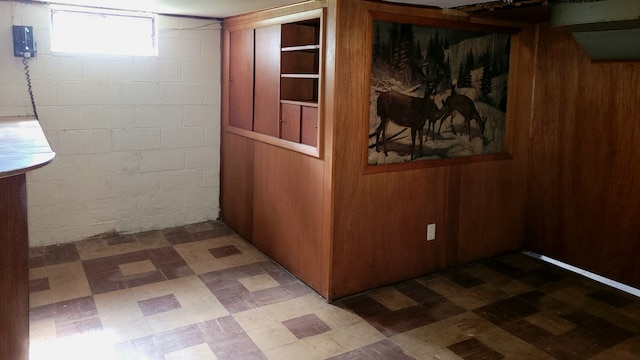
[24,0,520,19]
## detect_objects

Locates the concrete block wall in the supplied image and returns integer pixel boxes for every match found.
[0,2,222,246]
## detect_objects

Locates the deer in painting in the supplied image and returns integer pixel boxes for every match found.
[375,80,447,160]
[440,91,486,140]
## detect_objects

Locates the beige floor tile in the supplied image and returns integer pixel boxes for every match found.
[264,335,344,360]
[30,261,92,305]
[29,266,48,280]
[500,253,545,272]
[119,260,157,276]
[264,321,385,360]
[30,328,123,360]
[391,312,497,354]
[174,236,269,274]
[234,294,380,355]
[184,222,216,234]
[165,343,218,360]
[239,273,281,292]
[327,320,387,351]
[234,309,299,352]
[391,312,553,360]
[467,264,509,283]
[94,289,153,341]
[475,328,556,360]
[76,235,169,261]
[134,277,229,333]
[490,277,534,296]
[369,287,419,311]
[29,318,57,342]
[391,340,461,360]
[525,312,576,336]
[30,289,53,308]
[619,301,640,322]
[423,277,494,310]
[590,335,640,360]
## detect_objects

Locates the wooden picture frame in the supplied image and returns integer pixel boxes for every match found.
[365,12,518,172]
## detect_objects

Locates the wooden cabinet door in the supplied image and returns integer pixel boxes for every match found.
[254,25,281,137]
[229,28,254,131]
[281,103,301,142]
[301,106,318,147]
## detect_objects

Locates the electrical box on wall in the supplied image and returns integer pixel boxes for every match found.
[13,25,36,58]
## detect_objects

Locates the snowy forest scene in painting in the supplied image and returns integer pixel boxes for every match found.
[368,20,511,165]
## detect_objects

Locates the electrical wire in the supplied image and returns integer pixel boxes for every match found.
[23,56,39,121]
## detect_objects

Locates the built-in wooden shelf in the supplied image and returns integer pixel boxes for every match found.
[226,9,324,155]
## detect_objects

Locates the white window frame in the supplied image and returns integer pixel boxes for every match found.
[50,5,158,56]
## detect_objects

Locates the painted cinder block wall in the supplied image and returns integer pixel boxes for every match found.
[0,2,222,246]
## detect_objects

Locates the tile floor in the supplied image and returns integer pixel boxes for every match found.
[28,221,640,359]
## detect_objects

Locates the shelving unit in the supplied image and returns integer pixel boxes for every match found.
[279,18,321,147]
[225,10,323,157]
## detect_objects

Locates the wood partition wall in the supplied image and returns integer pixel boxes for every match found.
[525,24,640,290]
[0,174,29,359]
[221,0,537,301]
[328,0,535,299]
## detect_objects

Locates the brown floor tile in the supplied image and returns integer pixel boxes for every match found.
[186,221,234,241]
[329,339,416,360]
[474,291,541,326]
[339,290,466,337]
[82,247,194,295]
[133,230,169,246]
[448,337,504,360]
[588,288,637,308]
[56,316,103,337]
[106,234,137,246]
[162,226,196,245]
[199,316,267,359]
[209,244,241,258]
[114,335,164,360]
[282,313,332,339]
[29,243,80,268]
[29,277,50,293]
[27,222,640,360]
[443,269,486,289]
[138,294,182,317]
[153,323,205,355]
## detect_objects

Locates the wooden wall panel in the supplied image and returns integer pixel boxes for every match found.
[221,1,330,297]
[228,28,255,131]
[458,27,535,263]
[329,0,535,299]
[254,25,281,137]
[526,24,640,289]
[252,144,327,291]
[222,0,536,301]
[220,133,255,240]
[0,174,29,360]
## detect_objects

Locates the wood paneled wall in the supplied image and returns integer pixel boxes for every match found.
[328,0,536,299]
[0,174,29,359]
[221,1,331,296]
[525,24,640,289]
[221,0,537,301]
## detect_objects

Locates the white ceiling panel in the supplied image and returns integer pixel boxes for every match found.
[22,0,500,18]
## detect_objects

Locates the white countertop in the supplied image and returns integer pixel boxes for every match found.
[0,116,55,178]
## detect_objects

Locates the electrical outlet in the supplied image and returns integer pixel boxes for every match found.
[427,223,436,241]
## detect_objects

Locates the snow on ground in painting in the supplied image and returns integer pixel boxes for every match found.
[368,87,506,166]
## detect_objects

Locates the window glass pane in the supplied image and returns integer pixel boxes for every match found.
[51,7,157,56]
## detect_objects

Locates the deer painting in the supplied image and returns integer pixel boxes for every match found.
[440,92,486,140]
[375,81,446,160]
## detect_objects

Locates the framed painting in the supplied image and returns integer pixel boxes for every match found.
[366,12,518,170]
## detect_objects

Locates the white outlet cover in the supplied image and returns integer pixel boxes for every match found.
[427,223,436,241]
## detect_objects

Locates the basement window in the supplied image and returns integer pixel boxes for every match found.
[51,6,158,56]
